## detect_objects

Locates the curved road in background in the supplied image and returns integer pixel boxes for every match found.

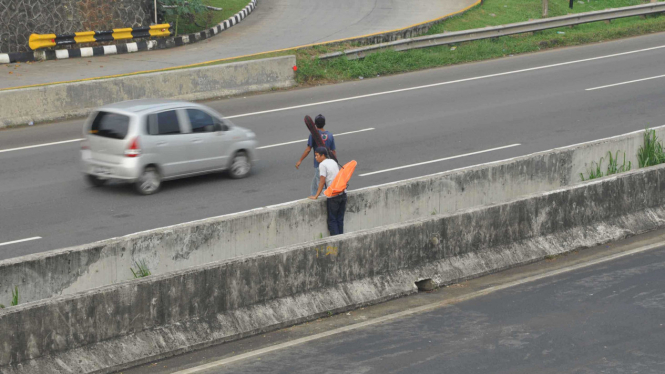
[1,0,477,89]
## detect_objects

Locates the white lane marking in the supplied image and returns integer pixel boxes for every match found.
[224,44,665,120]
[360,144,521,177]
[0,139,83,153]
[7,44,665,154]
[0,129,375,154]
[586,73,665,91]
[257,128,374,149]
[172,242,663,374]
[0,237,41,247]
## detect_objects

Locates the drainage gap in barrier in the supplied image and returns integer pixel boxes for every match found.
[415,279,436,292]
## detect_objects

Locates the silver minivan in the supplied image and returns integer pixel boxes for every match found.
[80,99,258,195]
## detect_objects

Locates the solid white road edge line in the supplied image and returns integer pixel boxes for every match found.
[359,144,521,176]
[586,73,665,91]
[257,128,374,149]
[224,44,665,120]
[0,237,42,247]
[172,242,664,374]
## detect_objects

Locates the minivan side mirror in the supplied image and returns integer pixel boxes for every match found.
[214,122,229,132]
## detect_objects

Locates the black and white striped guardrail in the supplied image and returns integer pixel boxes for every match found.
[0,0,257,64]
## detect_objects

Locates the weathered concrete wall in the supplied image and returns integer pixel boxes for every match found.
[2,162,664,374]
[0,0,152,54]
[0,126,663,307]
[0,55,297,128]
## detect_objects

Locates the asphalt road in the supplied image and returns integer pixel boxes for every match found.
[2,32,665,260]
[1,0,476,89]
[122,227,665,374]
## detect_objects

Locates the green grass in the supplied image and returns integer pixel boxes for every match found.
[294,0,665,84]
[428,0,647,33]
[166,0,252,35]
[130,260,152,278]
[190,0,665,85]
[638,128,665,167]
[580,150,631,181]
[11,286,19,307]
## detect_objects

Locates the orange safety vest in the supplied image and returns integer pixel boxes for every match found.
[324,160,357,198]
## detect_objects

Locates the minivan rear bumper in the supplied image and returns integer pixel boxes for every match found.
[81,151,141,181]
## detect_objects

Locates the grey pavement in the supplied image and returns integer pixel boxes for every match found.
[0,0,477,89]
[1,32,665,259]
[122,226,665,374]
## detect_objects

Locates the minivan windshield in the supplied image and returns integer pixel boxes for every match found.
[90,112,130,140]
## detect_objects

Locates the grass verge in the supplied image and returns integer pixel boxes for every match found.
[187,0,665,86]
[291,0,665,85]
[165,0,251,35]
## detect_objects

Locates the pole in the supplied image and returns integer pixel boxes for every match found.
[542,0,548,17]
[154,0,158,24]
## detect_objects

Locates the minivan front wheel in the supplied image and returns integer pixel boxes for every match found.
[135,166,161,195]
[228,151,251,179]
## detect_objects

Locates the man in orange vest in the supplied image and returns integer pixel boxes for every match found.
[309,147,346,235]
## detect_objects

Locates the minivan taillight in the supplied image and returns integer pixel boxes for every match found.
[80,140,90,150]
[125,137,141,157]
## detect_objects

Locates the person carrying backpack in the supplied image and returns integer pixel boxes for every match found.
[308,147,347,236]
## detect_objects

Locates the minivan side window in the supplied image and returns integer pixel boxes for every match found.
[187,109,218,133]
[147,110,181,135]
[90,112,130,139]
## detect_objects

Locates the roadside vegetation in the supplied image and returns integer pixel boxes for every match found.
[580,128,665,182]
[638,128,665,167]
[162,0,251,35]
[292,0,665,84]
[187,0,665,85]
[580,151,632,181]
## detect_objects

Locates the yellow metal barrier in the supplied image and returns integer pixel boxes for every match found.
[29,24,172,50]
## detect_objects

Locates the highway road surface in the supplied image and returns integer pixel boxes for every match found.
[1,32,665,260]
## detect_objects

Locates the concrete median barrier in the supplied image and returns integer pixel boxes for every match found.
[0,55,296,128]
[0,125,663,308]
[2,158,665,373]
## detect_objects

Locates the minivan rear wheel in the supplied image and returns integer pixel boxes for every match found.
[228,151,251,179]
[135,166,161,195]
[85,174,107,187]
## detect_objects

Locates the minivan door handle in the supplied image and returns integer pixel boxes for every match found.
[157,142,168,146]
[192,139,203,144]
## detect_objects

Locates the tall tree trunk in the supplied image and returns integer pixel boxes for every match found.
[542,0,548,17]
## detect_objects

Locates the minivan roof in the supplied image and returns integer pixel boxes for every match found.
[98,99,198,114]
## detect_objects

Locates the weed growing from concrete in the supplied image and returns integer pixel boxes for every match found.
[130,260,151,278]
[580,151,631,181]
[11,286,19,306]
[638,129,665,168]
